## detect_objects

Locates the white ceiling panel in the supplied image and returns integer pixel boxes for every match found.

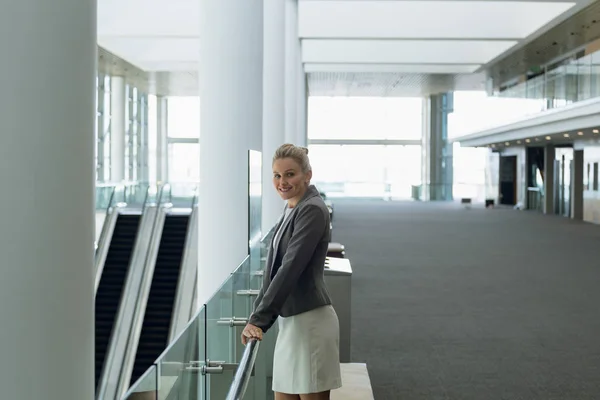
[305,63,481,74]
[98,0,199,36]
[299,1,575,39]
[302,39,518,64]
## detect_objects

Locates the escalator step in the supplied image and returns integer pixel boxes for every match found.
[130,215,189,386]
[94,214,140,392]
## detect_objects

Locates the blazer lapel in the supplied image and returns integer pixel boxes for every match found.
[266,205,289,278]
[266,186,321,280]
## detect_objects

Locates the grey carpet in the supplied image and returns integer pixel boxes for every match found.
[331,199,600,400]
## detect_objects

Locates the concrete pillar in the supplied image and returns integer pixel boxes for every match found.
[262,0,286,233]
[156,96,169,183]
[284,0,298,144]
[110,76,126,182]
[0,1,95,399]
[198,0,263,305]
[544,145,556,214]
[572,149,584,220]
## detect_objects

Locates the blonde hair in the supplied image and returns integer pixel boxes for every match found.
[273,143,312,173]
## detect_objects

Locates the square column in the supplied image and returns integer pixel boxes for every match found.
[198,0,264,304]
[572,149,584,220]
[544,145,556,214]
[0,1,96,398]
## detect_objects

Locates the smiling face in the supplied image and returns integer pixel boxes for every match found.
[273,157,312,207]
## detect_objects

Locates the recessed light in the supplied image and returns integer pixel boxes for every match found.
[491,144,496,148]
[535,138,541,141]
[505,142,510,146]
[564,133,570,138]
[578,131,584,135]
[546,136,551,140]
[525,139,531,143]
[594,129,599,134]
[517,140,522,144]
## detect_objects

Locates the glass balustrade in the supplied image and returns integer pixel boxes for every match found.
[123,243,274,400]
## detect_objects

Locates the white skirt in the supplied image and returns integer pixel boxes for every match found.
[272,305,342,394]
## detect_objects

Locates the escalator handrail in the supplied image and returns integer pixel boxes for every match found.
[96,185,117,254]
[226,339,260,400]
[113,183,171,399]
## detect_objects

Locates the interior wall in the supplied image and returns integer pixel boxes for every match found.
[583,144,600,224]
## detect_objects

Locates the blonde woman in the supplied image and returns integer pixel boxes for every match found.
[242,144,342,400]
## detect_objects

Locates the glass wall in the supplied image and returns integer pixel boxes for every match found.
[167,97,200,183]
[307,97,423,198]
[492,46,600,113]
[95,73,112,182]
[308,144,422,198]
[308,97,422,140]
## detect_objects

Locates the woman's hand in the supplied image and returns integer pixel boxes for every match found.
[241,323,263,345]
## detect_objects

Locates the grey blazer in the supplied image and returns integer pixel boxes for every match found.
[249,185,332,333]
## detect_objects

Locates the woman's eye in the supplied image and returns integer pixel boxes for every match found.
[286,173,294,177]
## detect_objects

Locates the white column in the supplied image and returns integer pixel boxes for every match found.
[156,96,169,183]
[296,54,308,147]
[262,0,286,233]
[110,76,126,182]
[0,1,95,399]
[284,0,298,144]
[198,0,263,305]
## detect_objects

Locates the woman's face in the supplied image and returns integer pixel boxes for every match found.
[272,157,312,204]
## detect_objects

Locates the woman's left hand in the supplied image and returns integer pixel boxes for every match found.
[241,323,263,345]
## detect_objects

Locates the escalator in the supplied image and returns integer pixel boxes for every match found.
[130,215,190,385]
[95,214,141,390]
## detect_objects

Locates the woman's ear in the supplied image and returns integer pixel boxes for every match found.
[305,170,313,184]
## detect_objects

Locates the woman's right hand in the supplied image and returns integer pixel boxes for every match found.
[241,323,263,345]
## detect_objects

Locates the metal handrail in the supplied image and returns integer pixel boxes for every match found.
[95,185,117,254]
[225,339,260,400]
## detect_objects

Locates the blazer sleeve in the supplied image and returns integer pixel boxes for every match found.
[248,203,327,332]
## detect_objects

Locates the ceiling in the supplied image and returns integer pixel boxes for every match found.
[97,0,592,97]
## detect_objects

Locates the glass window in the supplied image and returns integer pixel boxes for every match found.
[308,97,422,140]
[148,95,158,183]
[168,97,200,138]
[168,143,199,182]
[308,144,421,198]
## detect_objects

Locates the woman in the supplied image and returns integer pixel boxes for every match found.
[242,144,342,400]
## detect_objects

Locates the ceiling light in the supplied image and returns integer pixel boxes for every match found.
[525,139,531,143]
[594,129,599,134]
[577,131,584,136]
[517,140,522,144]
[535,138,541,141]
[505,142,510,146]
[564,133,570,138]
[546,136,551,140]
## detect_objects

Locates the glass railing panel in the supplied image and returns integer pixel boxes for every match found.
[205,267,236,399]
[165,182,198,208]
[231,257,257,400]
[157,306,207,400]
[95,184,116,210]
[122,365,157,400]
[124,182,151,207]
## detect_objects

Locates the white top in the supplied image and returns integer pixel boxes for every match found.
[273,205,294,250]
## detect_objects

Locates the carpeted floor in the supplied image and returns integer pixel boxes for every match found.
[332,199,600,400]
